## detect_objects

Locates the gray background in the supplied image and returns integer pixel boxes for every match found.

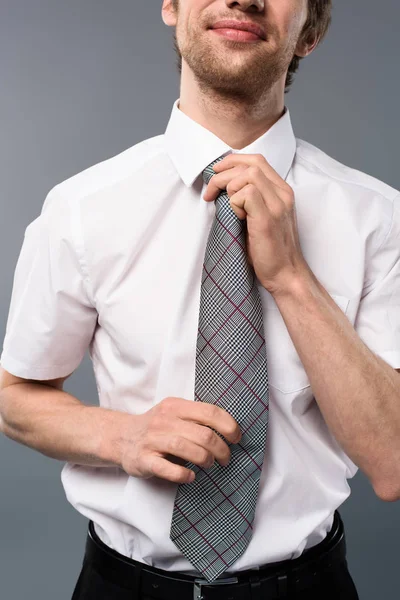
[1,1,399,599]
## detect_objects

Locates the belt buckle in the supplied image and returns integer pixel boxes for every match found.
[193,576,239,600]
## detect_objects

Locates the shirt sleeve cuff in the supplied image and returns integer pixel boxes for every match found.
[0,354,77,381]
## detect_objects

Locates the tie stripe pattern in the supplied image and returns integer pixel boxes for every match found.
[170,155,269,582]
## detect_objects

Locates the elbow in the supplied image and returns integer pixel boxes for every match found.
[370,449,400,502]
[373,479,400,503]
[0,393,6,435]
[0,388,21,439]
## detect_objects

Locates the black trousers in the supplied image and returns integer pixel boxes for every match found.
[71,511,359,600]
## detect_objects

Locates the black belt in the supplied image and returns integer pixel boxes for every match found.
[84,510,346,600]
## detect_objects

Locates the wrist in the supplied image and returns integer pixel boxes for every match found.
[268,264,316,302]
[95,406,136,468]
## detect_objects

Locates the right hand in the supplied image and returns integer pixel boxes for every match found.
[119,397,242,484]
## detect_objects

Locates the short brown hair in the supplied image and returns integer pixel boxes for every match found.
[171,0,332,93]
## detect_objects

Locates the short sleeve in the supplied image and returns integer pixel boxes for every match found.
[0,186,98,380]
[354,194,400,368]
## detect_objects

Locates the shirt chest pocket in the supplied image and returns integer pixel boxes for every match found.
[260,289,350,394]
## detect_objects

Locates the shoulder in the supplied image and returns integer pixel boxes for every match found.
[294,138,399,203]
[42,134,166,213]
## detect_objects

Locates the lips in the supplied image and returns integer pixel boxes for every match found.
[210,20,266,40]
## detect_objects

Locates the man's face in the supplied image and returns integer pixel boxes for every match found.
[162,0,310,101]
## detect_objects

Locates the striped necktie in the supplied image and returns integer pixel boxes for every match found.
[170,154,270,582]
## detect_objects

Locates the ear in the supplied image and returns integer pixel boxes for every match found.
[162,0,178,27]
[295,37,319,58]
[294,33,320,59]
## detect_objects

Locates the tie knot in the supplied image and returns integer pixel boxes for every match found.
[202,153,230,186]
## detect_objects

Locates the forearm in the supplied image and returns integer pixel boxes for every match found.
[272,269,400,501]
[0,383,130,468]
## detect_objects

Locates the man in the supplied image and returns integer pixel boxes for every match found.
[0,0,399,598]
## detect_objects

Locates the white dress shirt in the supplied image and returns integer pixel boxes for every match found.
[1,98,400,575]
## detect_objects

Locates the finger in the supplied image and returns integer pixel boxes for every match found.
[168,420,231,466]
[170,397,242,444]
[226,168,283,215]
[144,454,195,484]
[230,184,268,222]
[203,165,247,202]
[194,401,242,444]
[213,153,289,193]
[156,433,217,470]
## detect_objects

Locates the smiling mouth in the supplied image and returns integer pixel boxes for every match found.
[210,28,263,42]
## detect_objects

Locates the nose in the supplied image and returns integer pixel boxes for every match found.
[226,0,264,11]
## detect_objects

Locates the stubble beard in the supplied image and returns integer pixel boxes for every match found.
[175,21,300,104]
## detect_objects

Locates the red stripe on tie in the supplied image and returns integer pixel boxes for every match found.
[172,463,261,541]
[174,504,230,568]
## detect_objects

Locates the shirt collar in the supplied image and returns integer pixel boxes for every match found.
[164,97,297,188]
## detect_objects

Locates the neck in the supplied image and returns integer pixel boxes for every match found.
[178,63,286,150]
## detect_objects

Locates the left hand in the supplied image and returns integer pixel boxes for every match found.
[203,153,309,296]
